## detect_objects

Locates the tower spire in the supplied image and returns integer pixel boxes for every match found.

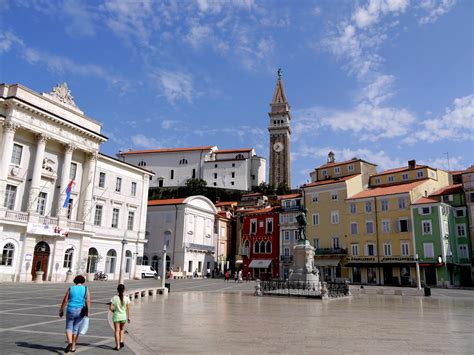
[270,68,290,116]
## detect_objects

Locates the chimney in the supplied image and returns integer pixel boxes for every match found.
[408,160,416,169]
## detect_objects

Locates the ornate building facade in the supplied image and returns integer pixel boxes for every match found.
[0,83,152,282]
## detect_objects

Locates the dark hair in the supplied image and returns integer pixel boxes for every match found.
[73,275,86,284]
[117,284,125,306]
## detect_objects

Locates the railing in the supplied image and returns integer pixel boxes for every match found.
[380,256,415,262]
[186,243,215,253]
[315,248,347,255]
[67,220,84,230]
[281,205,304,212]
[239,247,250,257]
[4,210,29,222]
[256,279,351,298]
[39,216,58,225]
[258,279,321,297]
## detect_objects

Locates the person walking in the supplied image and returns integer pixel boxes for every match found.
[109,284,131,351]
[234,271,238,283]
[225,270,230,282]
[59,275,91,353]
[238,270,243,283]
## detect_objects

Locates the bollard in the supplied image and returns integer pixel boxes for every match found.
[424,287,431,297]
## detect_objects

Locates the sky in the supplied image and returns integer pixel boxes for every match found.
[1,0,473,187]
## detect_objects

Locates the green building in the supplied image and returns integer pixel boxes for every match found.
[411,184,472,287]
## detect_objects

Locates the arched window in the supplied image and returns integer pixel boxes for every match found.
[260,241,266,253]
[138,161,147,167]
[170,169,174,179]
[86,248,99,273]
[143,255,149,265]
[105,249,117,273]
[254,241,260,253]
[125,250,132,273]
[1,243,15,266]
[244,240,250,249]
[63,248,74,269]
[179,158,188,165]
[151,255,159,271]
[266,241,272,253]
[235,154,245,159]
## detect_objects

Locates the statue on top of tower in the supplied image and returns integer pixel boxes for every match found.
[277,68,283,80]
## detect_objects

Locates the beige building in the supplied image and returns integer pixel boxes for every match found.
[346,161,450,285]
[303,153,377,281]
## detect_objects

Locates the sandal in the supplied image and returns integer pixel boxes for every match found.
[120,342,124,348]
[64,343,72,353]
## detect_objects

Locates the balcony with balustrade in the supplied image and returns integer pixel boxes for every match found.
[314,248,347,256]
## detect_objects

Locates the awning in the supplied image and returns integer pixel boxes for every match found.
[249,259,272,268]
[314,259,340,267]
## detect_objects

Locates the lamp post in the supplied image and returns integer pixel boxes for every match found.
[161,245,167,289]
[118,238,128,285]
[415,253,421,291]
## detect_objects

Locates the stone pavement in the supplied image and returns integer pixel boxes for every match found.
[126,286,474,354]
[0,278,253,354]
[1,279,473,354]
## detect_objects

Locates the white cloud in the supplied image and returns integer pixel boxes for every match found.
[293,76,414,141]
[184,24,213,48]
[323,1,408,80]
[294,145,405,171]
[156,70,194,104]
[131,134,160,149]
[63,0,97,37]
[102,0,155,48]
[418,0,457,25]
[418,155,465,171]
[161,120,179,129]
[352,0,409,29]
[0,32,23,53]
[405,94,474,143]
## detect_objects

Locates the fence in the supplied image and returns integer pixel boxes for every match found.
[256,279,351,298]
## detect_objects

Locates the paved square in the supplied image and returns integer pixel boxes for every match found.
[1,280,473,354]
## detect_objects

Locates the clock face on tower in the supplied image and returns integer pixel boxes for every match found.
[273,142,284,152]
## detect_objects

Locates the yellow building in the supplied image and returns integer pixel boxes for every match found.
[345,160,450,285]
[303,153,377,281]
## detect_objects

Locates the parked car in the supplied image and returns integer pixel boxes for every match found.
[141,265,158,279]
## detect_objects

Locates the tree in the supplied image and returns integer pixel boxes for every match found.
[276,182,291,195]
[183,178,208,196]
[252,182,275,196]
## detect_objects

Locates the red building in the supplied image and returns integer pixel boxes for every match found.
[241,207,280,280]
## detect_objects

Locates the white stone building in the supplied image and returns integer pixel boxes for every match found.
[278,193,303,279]
[0,83,152,282]
[117,146,266,191]
[145,196,217,277]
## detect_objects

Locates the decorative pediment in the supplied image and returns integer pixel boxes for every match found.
[42,83,82,112]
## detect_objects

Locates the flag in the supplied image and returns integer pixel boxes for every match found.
[63,179,74,208]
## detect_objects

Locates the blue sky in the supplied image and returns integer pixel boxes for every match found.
[1,0,473,186]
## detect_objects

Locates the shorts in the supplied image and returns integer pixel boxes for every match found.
[114,320,127,324]
[66,308,83,335]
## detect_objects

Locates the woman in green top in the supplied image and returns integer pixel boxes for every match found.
[109,284,131,351]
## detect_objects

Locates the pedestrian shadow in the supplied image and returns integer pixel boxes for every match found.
[15,341,63,354]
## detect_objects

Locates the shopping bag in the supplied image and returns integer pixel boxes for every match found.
[78,316,89,335]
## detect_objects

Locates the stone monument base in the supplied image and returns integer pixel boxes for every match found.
[289,240,321,292]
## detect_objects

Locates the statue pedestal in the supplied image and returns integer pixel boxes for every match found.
[289,240,320,291]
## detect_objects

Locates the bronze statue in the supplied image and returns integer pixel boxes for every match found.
[296,208,308,241]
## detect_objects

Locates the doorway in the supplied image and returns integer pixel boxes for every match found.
[32,241,50,281]
[125,250,132,278]
[425,267,437,286]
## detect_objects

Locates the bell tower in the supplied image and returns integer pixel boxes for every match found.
[268,68,291,189]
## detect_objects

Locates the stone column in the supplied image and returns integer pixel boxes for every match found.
[27,134,49,213]
[79,152,97,223]
[0,121,19,205]
[57,144,76,217]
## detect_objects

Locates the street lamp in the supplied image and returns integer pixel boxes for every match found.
[161,245,167,289]
[118,238,128,285]
[415,253,421,291]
